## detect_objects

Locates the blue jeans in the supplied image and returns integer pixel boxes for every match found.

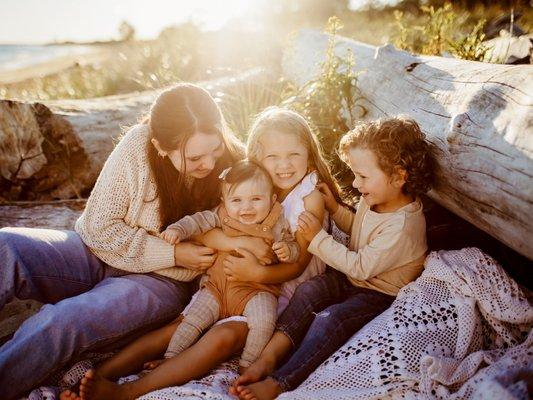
[272,268,394,391]
[0,227,192,400]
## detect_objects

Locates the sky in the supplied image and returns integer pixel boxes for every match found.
[0,0,391,45]
[0,0,260,44]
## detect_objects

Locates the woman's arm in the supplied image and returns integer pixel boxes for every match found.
[222,189,325,284]
[75,129,175,273]
[76,128,215,274]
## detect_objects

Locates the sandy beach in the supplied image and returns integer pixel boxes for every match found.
[0,44,112,85]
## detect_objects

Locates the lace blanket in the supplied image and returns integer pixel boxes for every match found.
[280,247,533,400]
[26,247,532,400]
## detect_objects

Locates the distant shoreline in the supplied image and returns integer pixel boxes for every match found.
[0,43,115,85]
[0,39,126,46]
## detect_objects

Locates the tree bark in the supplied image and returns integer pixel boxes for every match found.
[283,30,533,259]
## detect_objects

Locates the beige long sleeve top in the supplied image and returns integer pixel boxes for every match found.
[75,124,201,282]
[307,198,428,296]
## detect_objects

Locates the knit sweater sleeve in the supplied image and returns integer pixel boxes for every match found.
[166,210,221,240]
[307,216,407,281]
[75,127,175,273]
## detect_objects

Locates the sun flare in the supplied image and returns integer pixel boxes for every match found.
[172,0,260,30]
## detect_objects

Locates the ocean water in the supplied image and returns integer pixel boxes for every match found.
[0,44,92,72]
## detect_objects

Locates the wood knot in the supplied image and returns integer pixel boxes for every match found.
[447,113,469,144]
[406,62,420,72]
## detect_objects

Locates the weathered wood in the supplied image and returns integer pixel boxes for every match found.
[0,69,271,201]
[283,30,533,259]
[484,33,532,64]
[0,199,85,229]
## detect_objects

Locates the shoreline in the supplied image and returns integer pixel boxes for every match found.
[0,43,115,85]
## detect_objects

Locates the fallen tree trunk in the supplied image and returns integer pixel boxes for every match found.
[0,69,270,201]
[283,30,533,259]
[0,199,85,229]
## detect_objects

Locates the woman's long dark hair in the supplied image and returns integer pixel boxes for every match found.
[146,83,244,229]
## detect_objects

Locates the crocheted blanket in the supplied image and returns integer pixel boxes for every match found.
[279,247,532,400]
[27,247,532,400]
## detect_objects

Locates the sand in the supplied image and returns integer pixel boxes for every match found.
[0,45,111,85]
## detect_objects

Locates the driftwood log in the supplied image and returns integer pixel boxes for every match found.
[0,69,270,201]
[283,30,533,260]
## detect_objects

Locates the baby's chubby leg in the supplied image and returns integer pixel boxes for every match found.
[241,292,278,371]
[165,288,220,358]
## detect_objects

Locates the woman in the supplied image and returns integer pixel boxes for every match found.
[0,83,246,400]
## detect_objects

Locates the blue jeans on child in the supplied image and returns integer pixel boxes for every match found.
[0,227,192,400]
[271,268,394,392]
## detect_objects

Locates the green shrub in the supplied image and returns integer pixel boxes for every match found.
[448,20,487,62]
[282,16,365,192]
[393,3,489,61]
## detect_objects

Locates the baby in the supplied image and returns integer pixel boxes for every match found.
[161,159,299,369]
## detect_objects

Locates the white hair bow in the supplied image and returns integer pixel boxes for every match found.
[218,167,231,180]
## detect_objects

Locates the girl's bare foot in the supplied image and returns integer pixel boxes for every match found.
[59,389,80,400]
[79,369,134,400]
[229,355,276,396]
[237,377,282,400]
[143,358,166,370]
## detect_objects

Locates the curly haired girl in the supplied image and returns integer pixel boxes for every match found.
[234,116,437,400]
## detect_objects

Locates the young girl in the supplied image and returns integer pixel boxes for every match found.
[234,117,437,400]
[72,107,341,400]
[161,160,299,370]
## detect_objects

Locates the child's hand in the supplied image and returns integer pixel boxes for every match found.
[317,182,339,214]
[161,229,180,245]
[272,242,291,262]
[298,211,323,242]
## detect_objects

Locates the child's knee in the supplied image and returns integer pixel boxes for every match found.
[209,323,248,353]
[247,317,276,336]
[311,305,346,332]
[293,278,324,301]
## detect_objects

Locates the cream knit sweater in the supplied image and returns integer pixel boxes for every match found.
[75,124,201,282]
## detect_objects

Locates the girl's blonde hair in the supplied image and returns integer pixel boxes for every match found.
[246,106,341,202]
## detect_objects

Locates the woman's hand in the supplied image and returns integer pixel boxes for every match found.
[316,182,339,215]
[223,248,262,282]
[174,242,216,271]
[236,236,275,265]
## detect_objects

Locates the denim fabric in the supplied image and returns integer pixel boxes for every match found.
[272,268,394,391]
[0,227,192,400]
